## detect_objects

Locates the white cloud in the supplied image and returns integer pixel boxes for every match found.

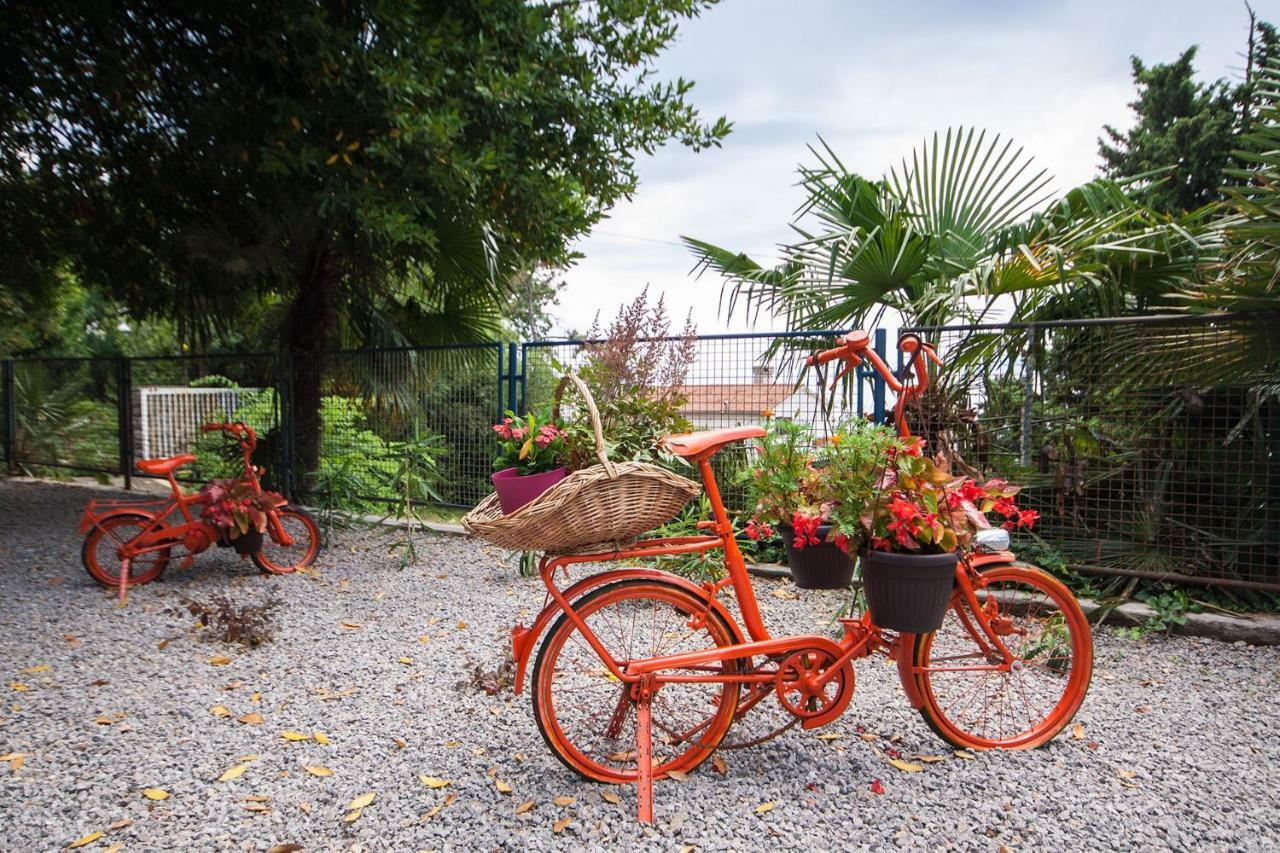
[556,0,1276,336]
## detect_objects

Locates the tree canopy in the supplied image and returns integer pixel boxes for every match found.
[0,0,729,353]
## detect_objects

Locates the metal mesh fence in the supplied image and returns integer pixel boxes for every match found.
[3,315,1275,589]
[904,314,1280,590]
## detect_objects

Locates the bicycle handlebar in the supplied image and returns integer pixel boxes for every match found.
[201,422,257,451]
[805,331,943,436]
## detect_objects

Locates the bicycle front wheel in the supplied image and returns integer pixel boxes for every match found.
[252,505,320,574]
[532,579,742,783]
[912,563,1093,750]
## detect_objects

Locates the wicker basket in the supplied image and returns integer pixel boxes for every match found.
[462,373,700,554]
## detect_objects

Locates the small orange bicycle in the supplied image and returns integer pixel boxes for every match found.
[511,332,1093,823]
[79,422,320,601]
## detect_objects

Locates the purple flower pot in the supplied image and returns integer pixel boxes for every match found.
[491,466,567,515]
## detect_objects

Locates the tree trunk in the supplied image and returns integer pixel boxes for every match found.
[285,244,340,487]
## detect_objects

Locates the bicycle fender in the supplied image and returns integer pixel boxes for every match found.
[895,554,1017,708]
[511,568,745,694]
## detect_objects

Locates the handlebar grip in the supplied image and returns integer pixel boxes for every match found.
[805,346,846,367]
[201,423,223,433]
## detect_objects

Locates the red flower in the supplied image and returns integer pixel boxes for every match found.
[1017,509,1039,529]
[833,532,850,554]
[993,496,1018,517]
[902,437,926,457]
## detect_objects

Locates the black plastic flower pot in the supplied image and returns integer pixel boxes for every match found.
[778,523,856,590]
[230,529,263,555]
[861,550,958,633]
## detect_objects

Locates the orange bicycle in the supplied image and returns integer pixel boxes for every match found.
[512,332,1093,823]
[79,422,320,601]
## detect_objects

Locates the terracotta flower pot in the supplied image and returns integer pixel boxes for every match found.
[778,522,856,590]
[491,466,567,515]
[861,550,957,633]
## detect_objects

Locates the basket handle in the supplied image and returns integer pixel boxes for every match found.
[552,371,618,479]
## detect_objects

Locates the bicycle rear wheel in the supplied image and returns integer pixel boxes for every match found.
[81,513,170,588]
[912,563,1092,749]
[531,579,741,783]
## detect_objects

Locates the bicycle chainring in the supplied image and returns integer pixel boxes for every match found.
[774,648,851,720]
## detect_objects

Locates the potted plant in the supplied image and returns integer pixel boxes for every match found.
[199,478,287,554]
[491,410,568,514]
[743,417,898,589]
[862,441,1038,632]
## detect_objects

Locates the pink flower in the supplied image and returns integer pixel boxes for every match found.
[510,427,527,440]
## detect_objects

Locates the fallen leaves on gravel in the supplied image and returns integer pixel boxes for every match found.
[887,757,923,773]
[515,800,535,814]
[237,712,263,725]
[666,770,688,781]
[915,755,945,763]
[755,801,776,815]
[9,682,29,692]
[552,816,572,833]
[419,776,451,789]
[0,753,26,773]
[142,788,169,800]
[348,792,376,810]
[954,750,976,760]
[268,846,304,853]
[553,795,574,806]
[870,778,885,795]
[602,790,622,804]
[218,763,251,782]
[711,754,728,774]
[21,664,49,674]
[420,793,456,821]
[208,655,231,666]
[495,779,513,794]
[1073,723,1085,739]
[281,731,310,741]
[303,766,332,777]
[209,705,231,717]
[313,731,330,745]
[66,830,103,849]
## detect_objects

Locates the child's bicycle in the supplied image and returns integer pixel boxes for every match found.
[79,422,320,601]
[510,331,1093,823]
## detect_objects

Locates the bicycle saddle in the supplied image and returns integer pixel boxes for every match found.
[136,454,197,475]
[662,426,766,460]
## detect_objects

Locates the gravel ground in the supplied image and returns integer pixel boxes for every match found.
[0,479,1278,853]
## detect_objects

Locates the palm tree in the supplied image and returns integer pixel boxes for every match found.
[684,128,1208,335]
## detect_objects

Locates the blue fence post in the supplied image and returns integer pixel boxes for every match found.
[496,345,505,421]
[871,328,887,425]
[505,342,518,415]
[2,360,14,475]
[516,343,528,416]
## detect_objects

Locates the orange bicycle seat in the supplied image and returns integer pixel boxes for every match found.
[662,426,766,460]
[136,454,197,476]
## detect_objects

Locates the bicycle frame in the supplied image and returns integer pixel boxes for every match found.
[513,330,1034,823]
[79,421,293,601]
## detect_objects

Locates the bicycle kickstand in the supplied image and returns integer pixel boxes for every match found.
[635,675,655,825]
[117,558,130,605]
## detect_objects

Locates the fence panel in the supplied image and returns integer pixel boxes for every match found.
[906,314,1280,589]
[289,344,502,508]
[522,330,889,514]
[9,357,123,477]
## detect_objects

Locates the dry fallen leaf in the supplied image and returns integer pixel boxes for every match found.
[495,779,513,794]
[21,664,50,674]
[915,755,946,764]
[711,754,728,774]
[815,733,843,741]
[887,758,924,773]
[602,790,622,804]
[399,657,413,665]
[420,793,456,821]
[392,737,406,749]
[954,750,976,760]
[108,819,131,831]
[1072,723,1085,740]
[142,788,169,801]
[281,731,310,742]
[515,799,535,814]
[298,802,312,814]
[755,801,776,815]
[208,655,231,666]
[244,795,270,802]
[552,816,572,833]
[420,776,451,789]
[313,731,330,745]
[348,791,376,810]
[218,763,250,782]
[344,808,362,824]
[340,620,362,631]
[238,712,264,725]
[103,845,124,853]
[210,705,231,718]
[243,802,270,813]
[456,621,468,629]
[94,716,114,726]
[0,753,24,773]
[553,795,574,806]
[9,683,29,692]
[1118,769,1138,779]
[303,766,333,777]
[268,846,304,853]
[666,770,688,781]
[67,830,104,849]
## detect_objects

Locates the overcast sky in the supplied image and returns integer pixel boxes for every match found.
[550,0,1274,336]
